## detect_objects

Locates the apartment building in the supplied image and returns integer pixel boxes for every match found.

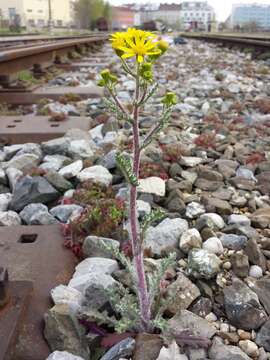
[0,0,74,29]
[111,6,135,30]
[180,1,215,31]
[231,3,270,29]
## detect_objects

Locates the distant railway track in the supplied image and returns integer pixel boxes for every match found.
[0,34,108,88]
[181,33,270,52]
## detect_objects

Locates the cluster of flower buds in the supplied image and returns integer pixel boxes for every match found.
[98,69,118,88]
[162,92,178,107]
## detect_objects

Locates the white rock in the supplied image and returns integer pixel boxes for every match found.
[6,167,23,191]
[0,193,12,211]
[3,153,39,172]
[179,228,202,253]
[77,165,112,186]
[157,341,188,360]
[199,213,225,229]
[59,160,83,179]
[239,340,259,357]
[203,237,224,255]
[249,265,263,279]
[89,124,104,142]
[180,156,204,167]
[0,167,7,184]
[51,285,83,307]
[72,257,119,279]
[46,351,85,360]
[68,140,94,159]
[202,101,210,114]
[186,202,205,219]
[0,211,21,226]
[138,177,166,197]
[145,218,189,256]
[137,200,151,218]
[40,155,69,171]
[228,214,251,227]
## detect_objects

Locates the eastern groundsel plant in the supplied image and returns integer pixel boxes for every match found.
[97,29,178,334]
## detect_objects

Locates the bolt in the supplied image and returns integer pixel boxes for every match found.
[0,267,9,309]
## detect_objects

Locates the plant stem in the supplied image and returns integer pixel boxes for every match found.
[129,63,152,332]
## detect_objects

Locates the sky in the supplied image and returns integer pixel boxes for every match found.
[108,0,270,21]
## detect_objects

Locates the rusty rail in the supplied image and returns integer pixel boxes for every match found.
[181,33,270,51]
[0,34,108,86]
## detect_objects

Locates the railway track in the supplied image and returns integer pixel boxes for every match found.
[0,34,108,89]
[181,33,270,53]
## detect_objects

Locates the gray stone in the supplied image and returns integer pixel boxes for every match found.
[6,167,23,191]
[203,237,224,255]
[9,176,59,212]
[144,218,189,256]
[0,211,21,226]
[250,207,270,229]
[44,304,90,359]
[245,237,266,271]
[247,278,270,315]
[72,257,119,279]
[137,200,151,218]
[3,153,40,172]
[46,351,85,360]
[45,171,73,193]
[82,236,120,259]
[30,211,58,225]
[50,205,83,223]
[220,234,248,250]
[98,149,117,169]
[256,319,270,351]
[41,155,70,172]
[203,197,232,216]
[16,143,42,160]
[68,140,94,159]
[42,137,70,155]
[228,214,251,227]
[196,213,225,231]
[223,278,267,330]
[0,167,7,185]
[186,202,205,219]
[209,337,251,360]
[231,253,249,278]
[0,193,12,211]
[167,310,216,339]
[77,165,112,186]
[82,273,118,309]
[100,338,135,360]
[249,265,263,279]
[59,160,83,179]
[20,203,49,224]
[180,156,204,167]
[187,248,221,279]
[166,272,200,315]
[179,228,202,253]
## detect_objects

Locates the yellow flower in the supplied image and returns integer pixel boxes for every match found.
[110,28,162,63]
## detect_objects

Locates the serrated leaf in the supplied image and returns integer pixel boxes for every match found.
[141,208,166,237]
[116,152,139,186]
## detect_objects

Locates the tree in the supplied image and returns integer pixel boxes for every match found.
[74,0,111,30]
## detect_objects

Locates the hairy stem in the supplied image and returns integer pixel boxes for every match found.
[129,62,152,332]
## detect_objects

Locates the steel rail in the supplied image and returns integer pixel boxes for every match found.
[181,33,270,49]
[0,34,108,85]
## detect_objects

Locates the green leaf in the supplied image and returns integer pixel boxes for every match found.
[141,208,166,237]
[116,152,139,186]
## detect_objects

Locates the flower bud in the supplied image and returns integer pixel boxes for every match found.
[162,92,177,106]
[157,40,169,55]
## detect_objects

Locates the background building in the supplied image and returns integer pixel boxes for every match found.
[231,3,270,30]
[111,6,135,30]
[180,1,215,31]
[0,0,74,29]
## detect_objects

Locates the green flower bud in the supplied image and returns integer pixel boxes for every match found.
[97,79,106,87]
[100,69,111,82]
[142,70,152,81]
[141,62,152,72]
[162,92,177,106]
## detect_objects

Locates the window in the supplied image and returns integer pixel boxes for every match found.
[57,20,63,26]
[38,10,43,13]
[37,19,45,26]
[8,8,16,18]
[28,19,35,26]
[27,9,32,12]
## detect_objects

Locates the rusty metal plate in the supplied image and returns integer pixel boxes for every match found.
[0,224,77,360]
[0,85,103,105]
[0,281,33,360]
[0,115,92,144]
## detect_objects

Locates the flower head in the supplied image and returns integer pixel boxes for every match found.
[162,92,178,107]
[110,28,163,63]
